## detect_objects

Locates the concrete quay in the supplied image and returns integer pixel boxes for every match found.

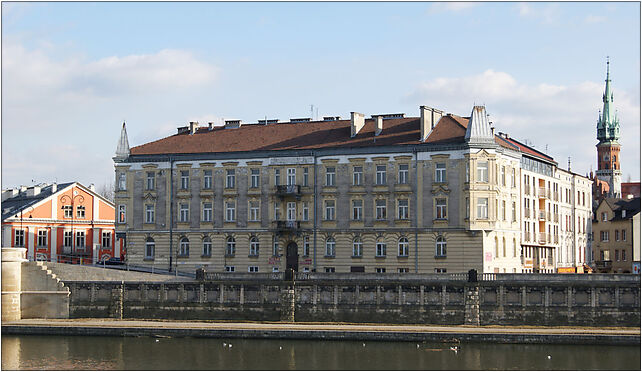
[2,319,639,346]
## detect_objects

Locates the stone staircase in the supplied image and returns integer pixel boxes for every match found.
[20,261,70,318]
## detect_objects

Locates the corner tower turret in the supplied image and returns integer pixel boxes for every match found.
[595,58,621,197]
[113,121,130,163]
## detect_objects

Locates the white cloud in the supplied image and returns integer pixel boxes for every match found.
[407,70,640,179]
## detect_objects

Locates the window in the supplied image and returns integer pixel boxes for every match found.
[501,166,506,186]
[63,205,73,218]
[118,205,126,223]
[76,206,85,219]
[435,268,447,274]
[118,173,127,191]
[179,237,189,257]
[274,202,281,220]
[398,268,409,273]
[376,165,387,185]
[274,169,281,185]
[615,230,620,241]
[398,199,409,219]
[601,212,608,221]
[398,237,409,257]
[502,200,506,221]
[226,237,236,256]
[325,267,336,273]
[286,202,296,221]
[375,267,386,273]
[180,171,189,189]
[511,168,516,187]
[376,199,387,220]
[398,164,409,184]
[325,237,336,257]
[352,199,362,220]
[435,198,447,219]
[179,203,189,222]
[303,167,309,187]
[477,198,488,219]
[502,238,506,257]
[14,229,25,247]
[287,168,296,186]
[37,230,48,247]
[303,236,310,256]
[273,267,280,273]
[146,171,155,190]
[248,266,259,273]
[513,238,517,257]
[465,162,470,183]
[302,202,309,221]
[250,169,260,188]
[326,167,335,186]
[272,236,279,256]
[100,231,111,248]
[76,231,85,248]
[203,170,212,189]
[615,250,620,261]
[477,161,488,182]
[601,231,609,242]
[435,236,447,257]
[249,237,259,256]
[512,201,516,222]
[145,237,155,259]
[465,197,469,219]
[622,249,627,261]
[622,229,627,241]
[225,266,235,272]
[376,241,386,257]
[226,201,236,222]
[353,166,363,185]
[249,201,260,221]
[145,204,155,223]
[325,200,335,220]
[202,202,212,222]
[63,231,72,247]
[202,237,212,257]
[226,169,235,189]
[352,238,363,257]
[435,163,446,183]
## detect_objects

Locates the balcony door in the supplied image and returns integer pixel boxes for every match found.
[286,241,299,273]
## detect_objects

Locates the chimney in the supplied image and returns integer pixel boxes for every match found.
[189,121,199,135]
[89,183,96,192]
[26,186,41,197]
[1,188,18,201]
[224,120,242,129]
[51,183,57,193]
[350,112,365,137]
[374,115,383,136]
[20,186,27,193]
[420,106,443,142]
[208,122,213,130]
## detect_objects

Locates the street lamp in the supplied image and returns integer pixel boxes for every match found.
[60,192,85,262]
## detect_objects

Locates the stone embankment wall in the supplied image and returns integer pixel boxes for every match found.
[65,273,640,327]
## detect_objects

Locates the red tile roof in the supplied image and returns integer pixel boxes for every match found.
[130,114,526,156]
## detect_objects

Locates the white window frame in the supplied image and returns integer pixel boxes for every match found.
[398,199,409,219]
[436,198,447,219]
[477,198,488,219]
[302,202,309,221]
[272,236,279,256]
[398,237,409,257]
[376,241,386,257]
[303,167,309,186]
[248,266,259,273]
[326,167,335,186]
[353,166,363,186]
[76,205,85,219]
[202,202,212,222]
[352,238,363,257]
[146,171,155,190]
[435,163,446,183]
[179,203,189,222]
[145,204,155,224]
[75,231,85,248]
[118,205,126,223]
[226,169,235,189]
[37,229,48,247]
[202,237,212,257]
[63,231,73,247]
[63,205,73,218]
[250,168,260,188]
[249,237,260,256]
[325,237,336,257]
[303,236,310,256]
[376,165,386,185]
[436,236,447,257]
[376,199,387,220]
[286,202,296,221]
[180,171,189,189]
[249,201,260,221]
[203,170,213,189]
[226,201,236,222]
[287,168,296,186]
[352,199,362,220]
[101,231,111,248]
[226,237,236,256]
[14,229,25,247]
[225,266,235,272]
[179,237,189,257]
[118,173,127,191]
[325,200,335,221]
[274,169,281,185]
[145,238,155,259]
[398,164,409,184]
[477,161,488,183]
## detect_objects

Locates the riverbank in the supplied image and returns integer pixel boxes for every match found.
[2,319,639,346]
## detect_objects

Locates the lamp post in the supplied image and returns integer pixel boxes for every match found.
[60,192,85,262]
[18,205,34,259]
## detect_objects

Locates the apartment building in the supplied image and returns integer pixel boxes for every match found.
[113,105,588,274]
[592,197,640,273]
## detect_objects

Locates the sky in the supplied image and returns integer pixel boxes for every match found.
[2,1,640,190]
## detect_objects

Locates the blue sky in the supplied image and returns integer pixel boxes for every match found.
[2,1,640,189]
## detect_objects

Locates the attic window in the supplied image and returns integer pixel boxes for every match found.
[290,118,311,123]
[371,113,405,120]
[622,210,626,218]
[258,119,279,124]
[323,116,341,121]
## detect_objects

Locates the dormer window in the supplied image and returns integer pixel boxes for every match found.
[622,210,626,218]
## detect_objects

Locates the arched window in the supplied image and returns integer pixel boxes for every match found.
[145,237,155,259]
[249,236,259,256]
[179,237,189,257]
[513,238,517,257]
[494,237,499,257]
[226,236,236,256]
[435,236,446,257]
[502,237,506,257]
[352,237,363,257]
[325,237,335,257]
[202,237,212,257]
[376,239,386,257]
[398,237,409,257]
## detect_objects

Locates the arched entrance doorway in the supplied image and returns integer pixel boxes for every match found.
[286,241,299,272]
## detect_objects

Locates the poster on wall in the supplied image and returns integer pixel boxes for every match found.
[633,262,640,274]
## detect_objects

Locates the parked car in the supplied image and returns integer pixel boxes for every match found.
[98,257,124,265]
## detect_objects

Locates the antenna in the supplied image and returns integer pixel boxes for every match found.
[545,144,548,153]
[568,156,571,171]
[310,104,314,119]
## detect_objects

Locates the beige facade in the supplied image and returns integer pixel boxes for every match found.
[591,198,640,273]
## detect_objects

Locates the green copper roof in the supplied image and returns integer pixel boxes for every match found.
[597,57,620,143]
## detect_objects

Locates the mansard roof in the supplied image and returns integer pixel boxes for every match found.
[502,137,557,165]
[1,183,74,221]
[130,113,516,157]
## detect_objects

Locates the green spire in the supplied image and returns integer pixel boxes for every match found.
[597,57,620,143]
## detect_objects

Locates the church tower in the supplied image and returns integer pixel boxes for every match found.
[595,58,622,197]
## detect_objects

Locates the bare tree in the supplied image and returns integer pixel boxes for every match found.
[98,181,115,202]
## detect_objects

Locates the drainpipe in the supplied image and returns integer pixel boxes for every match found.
[413,148,419,273]
[169,156,174,272]
[313,151,318,272]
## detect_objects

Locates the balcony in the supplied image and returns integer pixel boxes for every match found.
[538,232,548,244]
[61,246,92,256]
[538,210,546,221]
[275,220,301,231]
[538,187,547,199]
[524,208,531,219]
[275,184,301,198]
[524,184,530,195]
[554,214,559,223]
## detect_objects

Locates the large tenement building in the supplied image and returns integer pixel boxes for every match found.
[113,105,591,274]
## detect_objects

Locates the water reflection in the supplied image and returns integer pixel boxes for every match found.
[1,335,639,370]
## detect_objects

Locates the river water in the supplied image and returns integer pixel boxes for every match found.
[1,335,639,370]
